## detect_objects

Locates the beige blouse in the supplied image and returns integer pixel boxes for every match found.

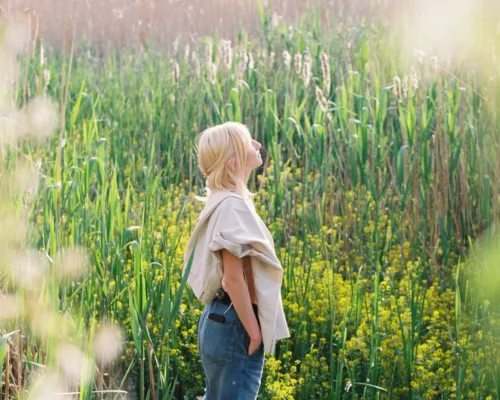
[183,190,290,354]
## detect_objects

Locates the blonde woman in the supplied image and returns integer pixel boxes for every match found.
[183,122,290,399]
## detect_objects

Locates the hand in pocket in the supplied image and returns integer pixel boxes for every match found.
[248,331,263,356]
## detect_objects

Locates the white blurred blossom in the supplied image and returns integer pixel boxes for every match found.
[0,294,20,320]
[23,96,59,139]
[94,325,124,364]
[9,249,47,290]
[55,246,89,279]
[57,343,91,386]
[2,16,30,56]
[30,372,69,400]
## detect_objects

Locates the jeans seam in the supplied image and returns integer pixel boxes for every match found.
[199,308,206,355]
[235,356,248,399]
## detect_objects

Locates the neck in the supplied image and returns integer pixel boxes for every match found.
[229,174,250,197]
[209,185,247,198]
[209,172,252,199]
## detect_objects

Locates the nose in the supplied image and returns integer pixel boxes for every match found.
[253,140,261,149]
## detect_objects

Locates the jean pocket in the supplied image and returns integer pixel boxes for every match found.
[202,317,237,366]
[247,339,264,358]
[240,327,264,359]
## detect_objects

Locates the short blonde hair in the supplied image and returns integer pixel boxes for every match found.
[194,122,256,202]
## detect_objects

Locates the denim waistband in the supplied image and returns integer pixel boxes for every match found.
[212,297,261,327]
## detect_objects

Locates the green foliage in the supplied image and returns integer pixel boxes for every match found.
[2,3,500,399]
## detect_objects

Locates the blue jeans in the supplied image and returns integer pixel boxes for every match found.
[198,297,265,399]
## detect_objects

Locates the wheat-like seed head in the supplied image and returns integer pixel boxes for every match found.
[191,51,201,78]
[172,61,180,84]
[205,39,213,67]
[315,86,328,112]
[172,36,180,57]
[320,52,331,95]
[269,51,275,66]
[248,51,255,70]
[301,51,312,88]
[43,69,51,92]
[412,48,426,64]
[40,42,45,67]
[411,67,419,90]
[393,76,402,102]
[237,49,249,80]
[282,51,291,70]
[237,56,246,81]
[222,40,232,69]
[271,12,283,29]
[431,56,439,70]
[209,62,217,85]
[294,52,302,74]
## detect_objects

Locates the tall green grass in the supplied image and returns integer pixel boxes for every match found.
[1,3,500,399]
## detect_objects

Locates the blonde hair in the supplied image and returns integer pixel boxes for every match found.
[194,122,257,202]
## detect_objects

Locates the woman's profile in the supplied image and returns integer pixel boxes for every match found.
[183,122,290,399]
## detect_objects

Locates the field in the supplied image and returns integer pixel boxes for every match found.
[1,0,500,399]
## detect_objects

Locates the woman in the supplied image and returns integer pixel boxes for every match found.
[183,122,290,399]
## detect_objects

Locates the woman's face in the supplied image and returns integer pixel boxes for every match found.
[245,136,263,173]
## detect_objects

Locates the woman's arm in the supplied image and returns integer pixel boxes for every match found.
[221,249,262,343]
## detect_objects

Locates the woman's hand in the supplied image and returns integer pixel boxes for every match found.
[221,250,263,356]
[248,330,263,356]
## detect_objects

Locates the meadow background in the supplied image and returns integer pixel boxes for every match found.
[1,0,500,398]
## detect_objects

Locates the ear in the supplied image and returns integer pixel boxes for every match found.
[226,159,234,170]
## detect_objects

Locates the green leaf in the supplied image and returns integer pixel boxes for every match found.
[481,175,490,221]
[128,292,143,358]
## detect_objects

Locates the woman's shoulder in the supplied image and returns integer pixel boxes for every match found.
[216,192,254,209]
[217,196,255,216]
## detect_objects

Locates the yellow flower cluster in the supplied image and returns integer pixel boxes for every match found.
[31,161,499,398]
[263,354,300,399]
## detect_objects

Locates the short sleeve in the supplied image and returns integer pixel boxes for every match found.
[208,196,283,283]
[208,197,268,258]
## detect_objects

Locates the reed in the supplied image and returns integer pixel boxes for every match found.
[1,2,500,399]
